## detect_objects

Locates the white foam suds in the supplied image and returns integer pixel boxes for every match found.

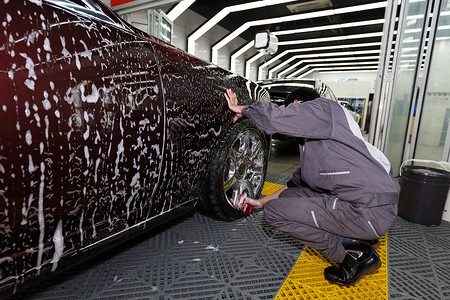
[51,220,64,272]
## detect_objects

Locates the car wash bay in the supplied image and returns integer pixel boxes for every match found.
[3,0,450,298]
[9,140,450,300]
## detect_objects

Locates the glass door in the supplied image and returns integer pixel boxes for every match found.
[380,0,449,176]
[384,0,430,176]
[413,0,450,162]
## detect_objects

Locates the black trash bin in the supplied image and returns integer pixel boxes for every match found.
[398,164,450,226]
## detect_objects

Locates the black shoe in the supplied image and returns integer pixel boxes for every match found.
[342,238,380,250]
[324,241,381,286]
[362,239,380,250]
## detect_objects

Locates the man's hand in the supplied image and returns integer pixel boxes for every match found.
[243,198,264,208]
[239,197,263,215]
[224,89,245,123]
[246,185,288,208]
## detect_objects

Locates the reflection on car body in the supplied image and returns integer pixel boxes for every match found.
[0,0,270,296]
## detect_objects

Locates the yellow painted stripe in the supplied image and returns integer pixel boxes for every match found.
[261,181,389,299]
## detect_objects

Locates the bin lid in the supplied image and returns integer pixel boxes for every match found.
[402,165,450,179]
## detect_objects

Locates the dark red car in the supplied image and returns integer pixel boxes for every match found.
[0,0,270,296]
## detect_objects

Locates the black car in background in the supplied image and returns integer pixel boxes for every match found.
[258,78,337,104]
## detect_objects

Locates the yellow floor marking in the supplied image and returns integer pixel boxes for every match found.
[261,181,389,299]
[275,235,388,299]
[261,181,285,196]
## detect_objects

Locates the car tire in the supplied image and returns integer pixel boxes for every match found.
[199,119,269,221]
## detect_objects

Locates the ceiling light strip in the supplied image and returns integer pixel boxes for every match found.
[286,65,378,78]
[187,0,298,54]
[304,69,378,76]
[295,66,379,78]
[288,57,381,78]
[212,1,386,63]
[285,62,378,77]
[270,49,381,74]
[313,66,379,70]
[279,32,383,46]
[268,50,381,78]
[256,42,380,79]
[273,19,385,36]
[256,19,384,69]
[167,0,196,21]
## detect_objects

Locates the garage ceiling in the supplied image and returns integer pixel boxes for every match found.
[116,0,391,80]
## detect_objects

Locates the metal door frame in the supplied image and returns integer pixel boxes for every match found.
[405,0,442,161]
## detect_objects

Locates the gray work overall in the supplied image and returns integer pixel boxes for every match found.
[242,98,399,262]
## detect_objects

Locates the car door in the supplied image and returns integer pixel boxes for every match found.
[150,42,229,211]
[44,0,167,246]
[0,0,166,284]
[0,0,69,284]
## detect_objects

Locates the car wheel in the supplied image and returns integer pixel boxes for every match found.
[199,119,269,221]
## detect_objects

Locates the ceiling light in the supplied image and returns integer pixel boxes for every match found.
[167,0,196,21]
[211,1,386,63]
[279,32,383,46]
[314,66,379,70]
[256,43,381,79]
[312,69,378,75]
[273,19,385,36]
[268,50,380,77]
[187,0,297,54]
[247,19,384,73]
[286,64,378,78]
[281,61,378,77]
[270,50,380,73]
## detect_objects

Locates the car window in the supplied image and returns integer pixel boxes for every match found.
[262,83,315,100]
[44,0,125,28]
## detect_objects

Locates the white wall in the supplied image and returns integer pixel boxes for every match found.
[325,81,371,100]
[312,71,377,82]
[310,71,377,95]
[300,71,377,99]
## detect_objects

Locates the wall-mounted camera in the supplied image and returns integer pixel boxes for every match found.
[254,31,278,55]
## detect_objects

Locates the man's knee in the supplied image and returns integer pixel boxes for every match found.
[263,200,283,228]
